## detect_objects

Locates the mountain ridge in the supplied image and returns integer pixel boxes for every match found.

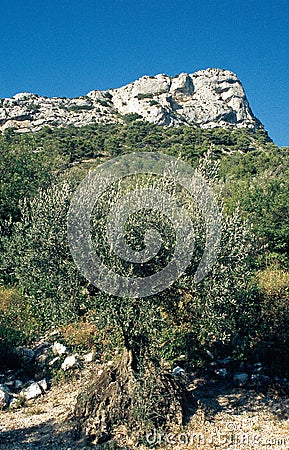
[0,68,263,133]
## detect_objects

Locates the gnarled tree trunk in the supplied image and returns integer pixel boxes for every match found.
[73,348,194,445]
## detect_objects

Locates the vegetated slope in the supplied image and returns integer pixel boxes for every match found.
[0,120,287,269]
[0,118,289,448]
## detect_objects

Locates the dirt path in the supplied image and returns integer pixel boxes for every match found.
[0,370,288,449]
[0,367,96,450]
[183,377,289,450]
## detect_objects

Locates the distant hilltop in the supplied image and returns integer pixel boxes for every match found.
[0,68,263,133]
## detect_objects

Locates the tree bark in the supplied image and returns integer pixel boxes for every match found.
[73,348,194,445]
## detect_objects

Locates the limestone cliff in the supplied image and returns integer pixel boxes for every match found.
[0,68,261,132]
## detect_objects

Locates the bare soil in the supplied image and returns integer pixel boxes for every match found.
[0,365,288,449]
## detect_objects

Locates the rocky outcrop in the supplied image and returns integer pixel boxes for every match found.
[0,337,97,410]
[0,68,261,133]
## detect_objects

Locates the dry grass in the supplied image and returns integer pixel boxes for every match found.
[257,267,289,297]
[61,319,99,349]
[0,286,20,312]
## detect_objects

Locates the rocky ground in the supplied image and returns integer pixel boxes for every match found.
[1,337,289,449]
[0,368,92,450]
[0,363,288,449]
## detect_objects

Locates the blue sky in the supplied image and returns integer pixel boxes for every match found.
[0,0,288,146]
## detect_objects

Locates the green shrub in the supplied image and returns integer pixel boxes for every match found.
[97,99,111,107]
[0,136,56,224]
[257,268,289,335]
[0,286,35,369]
[2,182,90,331]
[67,104,94,112]
[136,93,154,100]
[246,268,289,374]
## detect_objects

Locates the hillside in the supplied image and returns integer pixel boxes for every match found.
[0,71,289,448]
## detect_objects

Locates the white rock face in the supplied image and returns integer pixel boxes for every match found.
[61,355,78,371]
[38,378,48,392]
[0,385,10,409]
[83,352,94,363]
[21,382,42,400]
[52,342,68,356]
[0,69,261,133]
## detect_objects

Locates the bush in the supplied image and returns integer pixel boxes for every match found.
[253,268,289,374]
[67,104,94,112]
[0,286,35,369]
[136,93,154,100]
[2,182,90,331]
[0,135,55,224]
[257,268,289,342]
[156,210,257,365]
[220,146,289,268]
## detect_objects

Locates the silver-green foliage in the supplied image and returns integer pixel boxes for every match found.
[3,182,89,330]
[3,152,255,358]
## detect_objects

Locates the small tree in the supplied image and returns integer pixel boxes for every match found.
[2,152,256,444]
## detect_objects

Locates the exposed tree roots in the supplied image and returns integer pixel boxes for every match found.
[73,349,194,445]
